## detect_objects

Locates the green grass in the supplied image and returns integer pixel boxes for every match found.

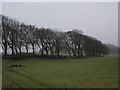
[2,56,118,88]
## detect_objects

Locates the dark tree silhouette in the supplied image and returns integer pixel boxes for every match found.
[1,15,110,57]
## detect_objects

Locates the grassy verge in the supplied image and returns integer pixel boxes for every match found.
[2,56,118,88]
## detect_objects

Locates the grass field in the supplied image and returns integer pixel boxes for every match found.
[2,56,118,88]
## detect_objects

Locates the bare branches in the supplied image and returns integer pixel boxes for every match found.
[2,15,110,57]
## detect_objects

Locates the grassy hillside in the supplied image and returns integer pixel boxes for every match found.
[2,57,118,88]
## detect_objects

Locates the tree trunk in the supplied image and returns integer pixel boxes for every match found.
[18,46,21,55]
[57,50,59,56]
[3,29,7,55]
[46,50,48,55]
[72,49,76,57]
[12,45,14,55]
[68,50,71,57]
[4,43,7,55]
[11,33,15,55]
[41,48,44,55]
[80,50,83,56]
[15,45,18,54]
[25,44,28,54]
[78,45,81,56]
[11,42,14,55]
[32,43,35,54]
[50,48,54,56]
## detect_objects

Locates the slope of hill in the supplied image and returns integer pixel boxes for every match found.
[105,44,118,55]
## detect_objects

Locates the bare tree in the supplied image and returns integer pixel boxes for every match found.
[2,15,110,57]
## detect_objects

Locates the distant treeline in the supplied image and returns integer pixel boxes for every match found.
[1,15,110,57]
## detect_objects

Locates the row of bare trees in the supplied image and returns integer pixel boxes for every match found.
[2,15,110,57]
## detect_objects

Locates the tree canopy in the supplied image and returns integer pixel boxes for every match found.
[1,15,110,57]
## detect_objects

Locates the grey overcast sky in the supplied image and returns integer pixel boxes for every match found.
[2,2,118,46]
